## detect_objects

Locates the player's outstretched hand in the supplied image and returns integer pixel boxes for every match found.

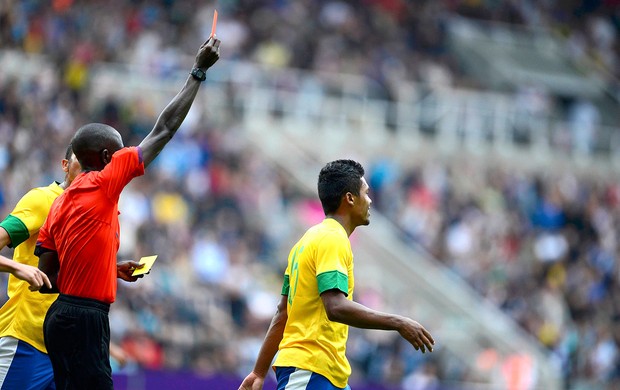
[195,36,221,70]
[398,318,435,354]
[238,371,265,390]
[14,263,52,291]
[117,260,144,282]
[110,342,129,368]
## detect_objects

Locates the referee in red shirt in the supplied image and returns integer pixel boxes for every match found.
[34,36,221,389]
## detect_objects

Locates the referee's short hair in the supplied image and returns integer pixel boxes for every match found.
[71,123,123,167]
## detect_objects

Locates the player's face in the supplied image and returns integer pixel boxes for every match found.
[62,153,82,185]
[353,177,372,226]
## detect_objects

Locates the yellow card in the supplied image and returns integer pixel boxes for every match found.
[132,255,158,276]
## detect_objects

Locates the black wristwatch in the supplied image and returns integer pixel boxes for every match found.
[190,67,206,82]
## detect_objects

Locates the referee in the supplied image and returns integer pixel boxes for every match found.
[34,36,221,389]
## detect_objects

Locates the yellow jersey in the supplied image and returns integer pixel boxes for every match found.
[0,182,63,353]
[274,218,354,388]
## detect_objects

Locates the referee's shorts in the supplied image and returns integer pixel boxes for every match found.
[276,367,352,390]
[44,294,112,390]
[0,337,55,390]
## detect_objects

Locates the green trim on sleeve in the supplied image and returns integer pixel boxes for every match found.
[0,214,30,248]
[317,270,349,296]
[281,275,290,296]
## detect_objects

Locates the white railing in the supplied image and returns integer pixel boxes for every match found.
[3,48,615,170]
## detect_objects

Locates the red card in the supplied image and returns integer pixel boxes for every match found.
[210,10,218,38]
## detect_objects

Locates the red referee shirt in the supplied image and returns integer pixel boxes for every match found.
[37,147,145,304]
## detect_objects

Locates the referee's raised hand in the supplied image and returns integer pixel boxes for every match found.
[195,35,221,71]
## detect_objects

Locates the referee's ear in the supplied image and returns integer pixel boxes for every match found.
[100,149,111,165]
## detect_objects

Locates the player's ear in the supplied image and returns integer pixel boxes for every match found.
[61,159,69,173]
[345,192,355,206]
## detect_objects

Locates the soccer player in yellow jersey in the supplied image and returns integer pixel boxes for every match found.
[0,145,81,389]
[240,159,435,390]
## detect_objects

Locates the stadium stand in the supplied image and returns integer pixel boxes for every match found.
[1,1,620,389]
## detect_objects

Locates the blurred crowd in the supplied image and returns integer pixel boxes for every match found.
[1,0,620,389]
[2,0,619,83]
[368,156,620,388]
[2,0,619,127]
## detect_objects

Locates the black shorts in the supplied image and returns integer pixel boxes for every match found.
[44,294,112,390]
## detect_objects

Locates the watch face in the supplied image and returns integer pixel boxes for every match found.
[192,68,206,81]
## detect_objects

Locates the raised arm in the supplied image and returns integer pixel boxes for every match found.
[138,37,221,168]
[238,295,288,390]
[321,289,435,353]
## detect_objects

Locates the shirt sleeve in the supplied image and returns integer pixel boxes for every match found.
[315,234,350,296]
[281,246,294,296]
[35,211,56,254]
[0,188,49,248]
[96,147,145,201]
[281,275,290,296]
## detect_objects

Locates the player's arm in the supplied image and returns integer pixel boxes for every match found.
[0,225,52,290]
[321,290,435,353]
[35,249,59,294]
[109,341,128,368]
[238,294,288,390]
[0,254,52,291]
[0,226,10,249]
[138,37,220,168]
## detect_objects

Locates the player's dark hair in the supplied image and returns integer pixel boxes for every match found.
[71,123,123,168]
[64,144,73,161]
[318,159,365,215]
